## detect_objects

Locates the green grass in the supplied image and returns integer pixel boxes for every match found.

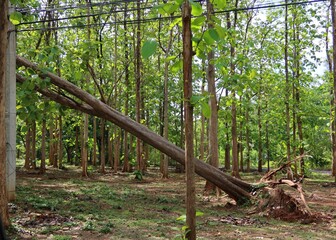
[9,168,336,239]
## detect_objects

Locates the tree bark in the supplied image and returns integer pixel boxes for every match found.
[182,2,196,239]
[16,58,253,204]
[285,0,291,163]
[205,0,220,193]
[331,0,336,177]
[0,0,9,227]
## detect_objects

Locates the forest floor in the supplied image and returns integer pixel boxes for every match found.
[6,165,336,240]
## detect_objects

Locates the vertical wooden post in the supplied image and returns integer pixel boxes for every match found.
[0,0,10,226]
[182,1,196,239]
[6,1,16,201]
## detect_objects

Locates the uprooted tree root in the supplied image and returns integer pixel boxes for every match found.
[252,187,320,223]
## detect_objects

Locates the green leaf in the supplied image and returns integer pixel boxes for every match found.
[189,1,203,16]
[208,28,220,42]
[171,59,182,73]
[176,214,186,222]
[191,16,206,30]
[190,95,202,105]
[196,211,204,217]
[213,0,226,9]
[203,30,215,45]
[141,40,157,59]
[9,12,22,25]
[201,102,211,118]
[156,2,179,15]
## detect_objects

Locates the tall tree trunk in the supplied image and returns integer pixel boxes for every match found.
[331,0,336,177]
[227,0,240,178]
[0,0,9,226]
[136,0,143,172]
[200,64,206,162]
[182,1,196,239]
[122,1,130,172]
[285,0,291,163]
[162,22,174,179]
[205,0,220,193]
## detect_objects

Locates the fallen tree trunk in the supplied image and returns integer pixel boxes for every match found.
[16,56,253,204]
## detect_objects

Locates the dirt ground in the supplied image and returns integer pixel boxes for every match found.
[6,166,336,239]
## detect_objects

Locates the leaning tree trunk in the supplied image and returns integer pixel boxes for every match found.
[16,56,253,204]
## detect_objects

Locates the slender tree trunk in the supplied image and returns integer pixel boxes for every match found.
[32,121,37,169]
[200,61,206,162]
[40,117,47,173]
[182,2,196,239]
[122,2,130,172]
[113,129,120,173]
[53,119,58,168]
[0,0,9,226]
[205,0,220,192]
[136,0,143,172]
[331,0,336,177]
[258,104,262,172]
[285,0,291,163]
[227,0,240,178]
[49,122,54,166]
[93,117,97,166]
[162,24,174,179]
[327,3,336,177]
[245,98,251,172]
[58,116,63,168]
[25,124,32,169]
[108,127,113,167]
[100,119,106,173]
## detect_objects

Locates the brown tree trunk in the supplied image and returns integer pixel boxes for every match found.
[332,0,336,177]
[122,2,130,173]
[40,117,47,173]
[285,0,291,163]
[245,99,251,172]
[0,0,9,226]
[113,129,120,173]
[258,104,262,172]
[228,0,240,179]
[162,23,174,179]
[205,0,220,193]
[182,1,196,238]
[93,117,97,166]
[31,121,37,169]
[100,119,106,173]
[135,0,143,173]
[24,124,31,169]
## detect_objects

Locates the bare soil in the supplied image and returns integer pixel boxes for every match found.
[7,166,336,239]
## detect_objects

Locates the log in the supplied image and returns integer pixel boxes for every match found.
[16,56,253,204]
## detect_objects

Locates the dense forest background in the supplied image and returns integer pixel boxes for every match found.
[13,0,335,177]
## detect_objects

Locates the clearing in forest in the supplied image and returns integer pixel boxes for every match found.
[7,166,336,240]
